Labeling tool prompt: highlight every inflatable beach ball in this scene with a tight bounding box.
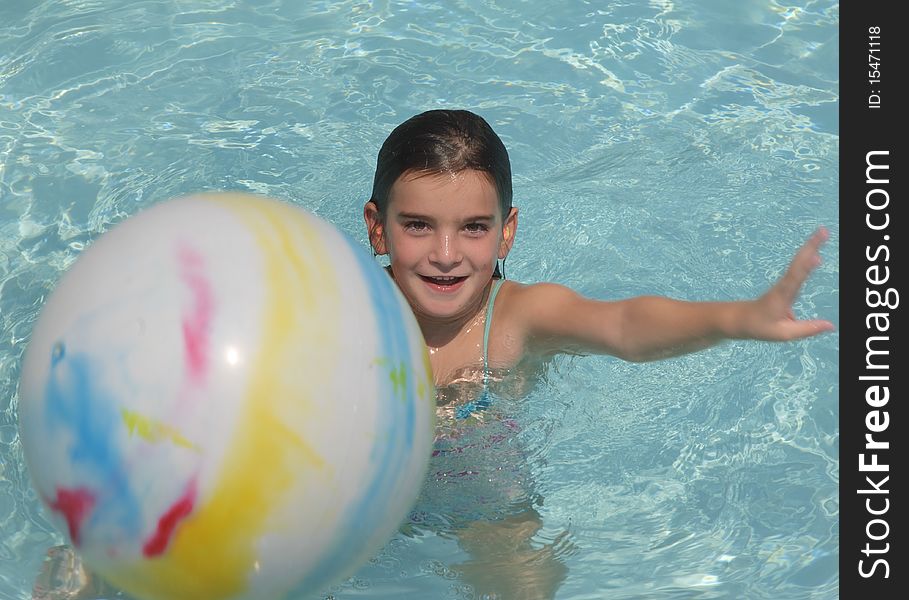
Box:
[18,193,435,600]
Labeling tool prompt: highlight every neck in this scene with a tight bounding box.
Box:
[415,281,492,349]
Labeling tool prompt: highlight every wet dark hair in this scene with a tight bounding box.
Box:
[369,109,513,220]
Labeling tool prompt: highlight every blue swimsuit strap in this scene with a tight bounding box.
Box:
[456,278,504,419]
[482,278,504,384]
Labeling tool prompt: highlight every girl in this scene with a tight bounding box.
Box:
[364,108,832,599]
[364,109,832,392]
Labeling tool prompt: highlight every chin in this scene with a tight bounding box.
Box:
[413,289,472,318]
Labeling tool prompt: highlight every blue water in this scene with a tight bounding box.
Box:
[1,1,838,599]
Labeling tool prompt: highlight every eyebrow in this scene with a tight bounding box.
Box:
[396,212,496,222]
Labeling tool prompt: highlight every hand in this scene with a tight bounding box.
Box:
[744,227,835,341]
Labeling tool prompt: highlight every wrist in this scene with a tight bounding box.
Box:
[720,301,754,340]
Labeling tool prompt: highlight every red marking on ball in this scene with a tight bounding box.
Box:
[47,487,96,547]
[178,245,214,384]
[142,481,198,557]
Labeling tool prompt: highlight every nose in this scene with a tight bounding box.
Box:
[428,233,462,268]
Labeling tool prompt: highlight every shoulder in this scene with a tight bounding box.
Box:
[493,281,590,337]
[501,281,586,314]
[496,281,626,357]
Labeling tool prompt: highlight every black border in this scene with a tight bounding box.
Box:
[840,2,904,595]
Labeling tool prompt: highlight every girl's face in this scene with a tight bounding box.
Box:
[366,169,516,323]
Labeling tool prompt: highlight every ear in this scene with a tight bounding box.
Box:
[363,201,388,255]
[498,207,518,259]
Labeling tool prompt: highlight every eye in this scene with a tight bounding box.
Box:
[403,220,429,232]
[464,223,489,235]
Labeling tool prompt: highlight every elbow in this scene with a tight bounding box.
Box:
[613,339,679,363]
[611,342,653,363]
[617,349,657,363]
[612,304,649,362]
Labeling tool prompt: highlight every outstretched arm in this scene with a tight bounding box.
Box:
[522,228,834,362]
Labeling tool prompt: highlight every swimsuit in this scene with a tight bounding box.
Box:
[455,278,504,419]
[417,279,534,523]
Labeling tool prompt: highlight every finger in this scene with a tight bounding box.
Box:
[775,318,835,341]
[776,227,829,301]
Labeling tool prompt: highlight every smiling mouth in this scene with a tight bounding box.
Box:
[419,275,467,287]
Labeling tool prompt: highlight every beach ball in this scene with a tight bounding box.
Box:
[18,193,435,600]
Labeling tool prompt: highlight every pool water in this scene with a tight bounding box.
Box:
[1,1,838,599]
